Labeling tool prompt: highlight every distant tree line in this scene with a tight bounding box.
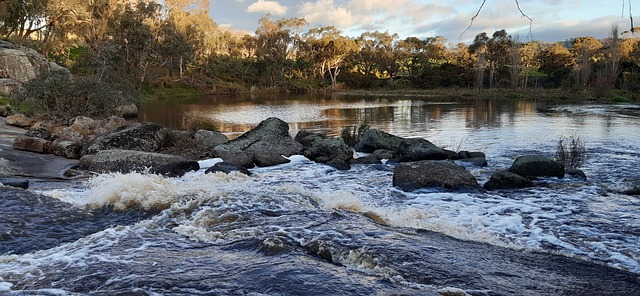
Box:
[2,0,640,96]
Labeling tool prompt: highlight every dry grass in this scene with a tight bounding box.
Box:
[555,135,586,170]
[341,121,370,147]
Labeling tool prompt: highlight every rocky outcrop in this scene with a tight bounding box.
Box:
[193,130,228,148]
[355,129,447,162]
[0,40,70,96]
[508,155,564,179]
[393,160,480,191]
[205,162,252,176]
[483,170,534,190]
[83,123,170,155]
[304,137,353,170]
[79,149,191,174]
[149,160,200,178]
[213,117,303,168]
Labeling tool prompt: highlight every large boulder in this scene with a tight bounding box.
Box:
[79,149,190,174]
[49,140,83,159]
[82,123,170,155]
[0,40,70,95]
[193,129,228,148]
[355,129,447,162]
[305,137,353,170]
[213,117,303,168]
[508,155,564,179]
[483,170,534,190]
[294,130,326,148]
[393,160,480,191]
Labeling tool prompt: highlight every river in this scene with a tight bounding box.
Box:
[1,94,639,295]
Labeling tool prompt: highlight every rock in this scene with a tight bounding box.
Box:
[69,116,99,136]
[193,129,228,148]
[0,178,29,189]
[508,155,565,179]
[355,129,403,153]
[83,123,170,155]
[566,169,587,181]
[624,187,640,196]
[79,149,189,174]
[483,170,534,190]
[13,136,50,153]
[53,126,84,143]
[25,125,53,140]
[393,160,480,191]
[304,138,353,170]
[0,78,22,96]
[49,140,83,159]
[355,129,446,162]
[205,162,252,176]
[149,161,200,178]
[456,156,488,167]
[0,41,70,96]
[397,138,448,161]
[114,103,138,118]
[372,149,395,160]
[253,153,291,167]
[213,118,303,168]
[4,114,34,128]
[295,130,325,148]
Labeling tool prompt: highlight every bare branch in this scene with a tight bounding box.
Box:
[459,0,486,40]
[515,0,533,39]
[630,0,635,33]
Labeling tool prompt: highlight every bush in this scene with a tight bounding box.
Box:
[10,73,138,120]
[341,121,370,147]
[555,135,586,170]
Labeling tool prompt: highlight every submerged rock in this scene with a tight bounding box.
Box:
[508,155,564,179]
[483,170,534,190]
[393,160,480,191]
[205,162,252,176]
[0,178,29,189]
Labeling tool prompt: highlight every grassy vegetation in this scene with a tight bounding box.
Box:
[140,84,201,102]
[555,135,586,170]
[341,121,370,147]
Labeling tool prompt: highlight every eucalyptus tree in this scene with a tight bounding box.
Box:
[300,26,357,89]
[538,42,576,87]
[254,15,306,87]
[571,36,603,88]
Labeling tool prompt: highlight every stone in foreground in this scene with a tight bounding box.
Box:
[393,160,480,191]
[508,155,564,179]
[483,170,534,190]
[79,149,189,174]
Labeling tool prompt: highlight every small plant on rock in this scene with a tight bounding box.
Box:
[555,135,586,170]
[341,121,370,147]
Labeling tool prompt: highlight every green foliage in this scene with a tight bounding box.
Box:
[140,83,200,101]
[612,95,630,103]
[555,135,586,170]
[506,92,519,99]
[10,72,138,120]
[341,121,370,147]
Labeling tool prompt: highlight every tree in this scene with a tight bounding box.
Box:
[571,36,603,88]
[538,43,575,87]
[301,26,357,89]
[254,15,306,87]
[0,0,49,44]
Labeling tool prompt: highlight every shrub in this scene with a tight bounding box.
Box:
[10,73,138,120]
[341,121,370,147]
[555,135,586,170]
[182,112,218,132]
[612,95,630,103]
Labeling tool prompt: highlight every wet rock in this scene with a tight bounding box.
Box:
[4,114,34,128]
[483,170,534,190]
[623,185,640,196]
[305,137,353,170]
[79,149,188,174]
[49,140,83,159]
[393,160,480,191]
[114,103,138,118]
[253,152,291,167]
[456,156,488,167]
[355,129,447,162]
[566,169,587,181]
[373,149,395,160]
[25,125,53,140]
[193,129,228,148]
[205,162,252,176]
[213,117,303,168]
[149,160,200,178]
[437,287,471,296]
[295,130,325,148]
[508,155,564,179]
[83,123,170,155]
[0,178,29,189]
[13,135,50,153]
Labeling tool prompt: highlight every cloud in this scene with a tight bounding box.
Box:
[299,0,355,29]
[246,0,288,16]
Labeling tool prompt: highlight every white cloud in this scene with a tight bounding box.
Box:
[346,0,407,14]
[246,0,288,16]
[299,0,355,29]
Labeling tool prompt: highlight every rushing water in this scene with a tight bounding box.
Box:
[1,95,640,295]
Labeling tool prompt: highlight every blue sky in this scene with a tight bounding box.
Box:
[209,0,635,43]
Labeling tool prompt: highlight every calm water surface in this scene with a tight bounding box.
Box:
[1,94,639,295]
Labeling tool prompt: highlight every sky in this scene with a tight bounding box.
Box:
[209,0,637,43]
